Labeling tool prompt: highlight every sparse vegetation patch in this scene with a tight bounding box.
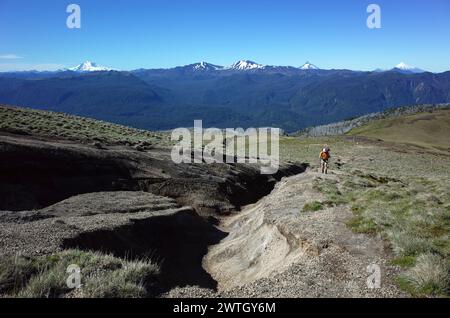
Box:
[280,131,450,297]
[0,249,160,298]
[302,201,325,212]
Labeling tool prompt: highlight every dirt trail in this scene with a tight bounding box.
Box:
[167,169,405,297]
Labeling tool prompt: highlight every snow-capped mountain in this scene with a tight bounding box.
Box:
[300,62,319,70]
[227,60,265,70]
[391,62,425,74]
[69,61,112,72]
[189,62,224,71]
[372,62,426,73]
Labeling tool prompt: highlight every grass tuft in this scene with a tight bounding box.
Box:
[0,249,160,298]
[302,201,325,212]
[398,253,449,296]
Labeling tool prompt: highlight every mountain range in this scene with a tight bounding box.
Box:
[64,60,428,74]
[0,60,448,132]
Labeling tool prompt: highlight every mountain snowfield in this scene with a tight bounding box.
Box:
[373,62,426,74]
[69,61,113,72]
[300,62,319,70]
[227,60,265,70]
[392,62,425,73]
[225,60,321,71]
[191,62,224,71]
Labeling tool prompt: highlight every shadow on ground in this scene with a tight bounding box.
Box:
[62,210,228,295]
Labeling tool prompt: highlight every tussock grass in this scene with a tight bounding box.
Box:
[0,249,160,298]
[397,253,449,296]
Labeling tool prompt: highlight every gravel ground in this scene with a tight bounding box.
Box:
[165,170,407,298]
[0,191,191,257]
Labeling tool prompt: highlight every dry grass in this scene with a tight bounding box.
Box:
[347,108,450,155]
[397,253,449,296]
[0,249,160,298]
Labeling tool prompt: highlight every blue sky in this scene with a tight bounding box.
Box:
[1,0,449,72]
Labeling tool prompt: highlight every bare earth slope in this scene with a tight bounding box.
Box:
[0,105,306,297]
[167,170,404,297]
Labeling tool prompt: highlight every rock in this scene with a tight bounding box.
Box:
[133,144,145,151]
[92,141,104,149]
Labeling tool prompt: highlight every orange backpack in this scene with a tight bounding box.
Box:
[320,150,330,160]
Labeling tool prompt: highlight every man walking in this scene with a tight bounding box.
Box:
[320,146,331,174]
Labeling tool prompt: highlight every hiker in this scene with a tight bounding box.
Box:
[319,146,331,174]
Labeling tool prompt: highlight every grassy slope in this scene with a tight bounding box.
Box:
[280,113,450,296]
[347,109,450,154]
[0,105,171,146]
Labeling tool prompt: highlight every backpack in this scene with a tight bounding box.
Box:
[320,150,330,160]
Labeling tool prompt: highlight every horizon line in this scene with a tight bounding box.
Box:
[0,60,446,73]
